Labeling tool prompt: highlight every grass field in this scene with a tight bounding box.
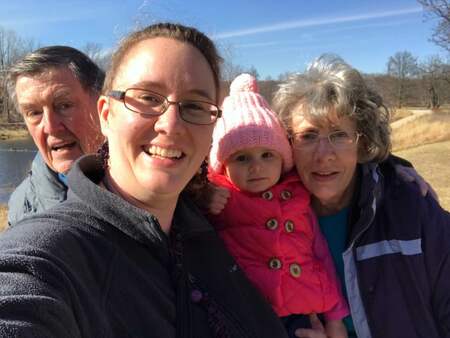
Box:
[395,140,450,211]
[0,205,7,232]
[391,111,450,151]
[0,123,29,140]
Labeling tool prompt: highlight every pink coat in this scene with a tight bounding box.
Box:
[208,171,349,319]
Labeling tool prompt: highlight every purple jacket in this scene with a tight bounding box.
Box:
[345,162,450,338]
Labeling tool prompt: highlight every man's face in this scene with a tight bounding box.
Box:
[15,67,101,174]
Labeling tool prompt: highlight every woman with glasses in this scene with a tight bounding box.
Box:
[0,23,289,337]
[272,54,450,338]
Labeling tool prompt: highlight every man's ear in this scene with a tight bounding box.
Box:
[98,95,110,137]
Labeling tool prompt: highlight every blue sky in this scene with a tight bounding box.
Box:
[0,0,445,79]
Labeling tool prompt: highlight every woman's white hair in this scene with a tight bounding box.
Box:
[273,54,391,163]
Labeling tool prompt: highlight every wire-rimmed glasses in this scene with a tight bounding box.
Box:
[107,88,221,125]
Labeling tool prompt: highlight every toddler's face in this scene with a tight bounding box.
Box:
[224,147,283,193]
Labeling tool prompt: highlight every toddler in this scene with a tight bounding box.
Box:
[207,74,349,338]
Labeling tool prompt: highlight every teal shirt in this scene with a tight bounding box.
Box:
[318,208,356,337]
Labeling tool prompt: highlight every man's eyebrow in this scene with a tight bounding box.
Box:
[52,88,72,98]
[18,103,36,111]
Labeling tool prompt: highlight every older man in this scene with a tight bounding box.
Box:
[6,46,104,225]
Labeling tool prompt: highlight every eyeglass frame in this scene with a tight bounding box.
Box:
[107,88,222,125]
[289,130,363,150]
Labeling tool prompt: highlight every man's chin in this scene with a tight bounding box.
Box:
[49,159,77,175]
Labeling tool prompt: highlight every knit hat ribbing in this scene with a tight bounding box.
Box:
[209,73,293,174]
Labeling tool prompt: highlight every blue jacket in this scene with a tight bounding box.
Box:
[346,162,450,338]
[7,153,67,226]
[0,155,287,338]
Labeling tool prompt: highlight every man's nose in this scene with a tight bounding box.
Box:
[42,108,65,134]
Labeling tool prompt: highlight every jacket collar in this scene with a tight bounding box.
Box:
[67,154,214,248]
[348,162,383,245]
[31,152,67,198]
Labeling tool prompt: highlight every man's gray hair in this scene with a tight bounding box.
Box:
[273,54,391,163]
[6,45,105,109]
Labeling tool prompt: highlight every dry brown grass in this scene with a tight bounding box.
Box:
[391,108,414,122]
[391,111,450,151]
[0,124,29,140]
[395,140,450,212]
[0,204,8,232]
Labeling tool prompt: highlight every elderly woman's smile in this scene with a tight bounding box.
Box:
[291,115,359,215]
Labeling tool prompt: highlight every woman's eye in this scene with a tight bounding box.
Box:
[298,132,318,141]
[140,95,162,104]
[331,130,350,140]
[183,102,205,112]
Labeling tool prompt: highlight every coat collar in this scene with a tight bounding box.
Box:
[67,155,214,249]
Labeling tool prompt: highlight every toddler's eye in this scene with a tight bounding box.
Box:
[235,154,248,162]
[262,152,274,159]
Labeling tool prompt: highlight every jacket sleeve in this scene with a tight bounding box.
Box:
[0,227,82,337]
[423,197,450,336]
[310,211,350,321]
[7,176,32,227]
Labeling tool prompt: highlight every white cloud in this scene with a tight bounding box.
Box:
[213,7,423,39]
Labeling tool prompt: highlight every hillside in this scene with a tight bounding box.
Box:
[395,140,450,211]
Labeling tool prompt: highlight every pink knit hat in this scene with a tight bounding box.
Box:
[209,73,293,174]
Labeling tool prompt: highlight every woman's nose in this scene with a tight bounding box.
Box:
[314,137,336,159]
[153,103,184,135]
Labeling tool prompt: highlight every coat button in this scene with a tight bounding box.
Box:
[284,220,295,233]
[280,190,292,200]
[266,218,278,230]
[190,289,203,303]
[262,190,273,200]
[268,257,282,270]
[289,263,301,278]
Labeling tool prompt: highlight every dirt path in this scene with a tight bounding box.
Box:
[391,109,433,129]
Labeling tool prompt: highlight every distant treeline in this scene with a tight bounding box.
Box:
[2,22,450,123]
[221,73,450,110]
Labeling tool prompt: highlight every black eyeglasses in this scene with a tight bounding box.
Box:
[290,130,362,150]
[107,88,222,125]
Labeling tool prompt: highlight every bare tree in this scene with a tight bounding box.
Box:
[387,51,419,107]
[0,26,36,122]
[418,0,450,52]
[81,42,111,71]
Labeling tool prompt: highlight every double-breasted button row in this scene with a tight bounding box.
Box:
[267,259,302,278]
[261,190,293,201]
[265,219,295,232]
[289,263,301,278]
[284,220,295,232]
[262,191,273,200]
[268,257,282,269]
[266,218,278,230]
[280,190,292,200]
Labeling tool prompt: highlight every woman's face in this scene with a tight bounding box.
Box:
[290,112,359,214]
[99,37,216,204]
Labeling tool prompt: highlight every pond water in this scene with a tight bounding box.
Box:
[0,137,37,204]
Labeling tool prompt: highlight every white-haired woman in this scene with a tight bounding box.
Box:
[273,54,450,338]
